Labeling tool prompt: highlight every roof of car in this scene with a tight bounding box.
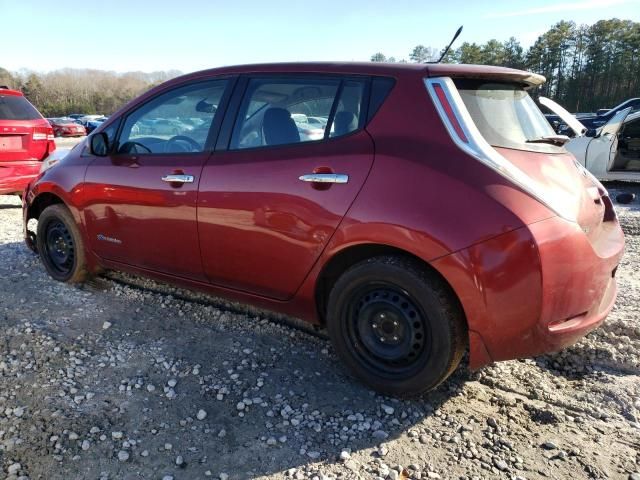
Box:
[0,87,23,96]
[178,62,546,87]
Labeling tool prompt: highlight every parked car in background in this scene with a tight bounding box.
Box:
[547,97,640,135]
[566,107,640,181]
[23,63,624,396]
[291,113,325,141]
[0,86,56,195]
[85,116,108,134]
[48,117,87,137]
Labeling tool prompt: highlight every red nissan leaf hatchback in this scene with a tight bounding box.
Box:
[1,87,56,195]
[23,63,625,395]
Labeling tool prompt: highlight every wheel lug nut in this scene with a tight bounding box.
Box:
[393,321,398,326]
[393,336,398,341]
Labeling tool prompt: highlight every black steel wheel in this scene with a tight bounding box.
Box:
[348,286,431,377]
[36,204,88,283]
[327,256,466,397]
[43,219,75,276]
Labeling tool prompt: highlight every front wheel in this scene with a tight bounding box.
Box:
[36,204,88,283]
[326,256,466,397]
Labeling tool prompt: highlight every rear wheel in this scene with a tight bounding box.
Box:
[326,256,466,396]
[36,204,88,283]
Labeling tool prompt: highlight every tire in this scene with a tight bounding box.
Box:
[36,204,88,283]
[326,255,466,397]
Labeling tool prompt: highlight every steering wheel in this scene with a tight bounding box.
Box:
[164,135,201,153]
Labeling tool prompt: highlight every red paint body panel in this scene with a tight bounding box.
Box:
[0,160,41,195]
[22,63,625,372]
[198,131,374,300]
[82,152,209,280]
[1,89,55,194]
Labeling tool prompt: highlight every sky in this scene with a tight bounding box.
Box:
[1,0,639,74]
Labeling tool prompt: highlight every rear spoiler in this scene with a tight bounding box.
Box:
[425,65,545,88]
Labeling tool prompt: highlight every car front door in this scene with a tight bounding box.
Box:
[197,75,374,300]
[83,78,232,280]
[585,107,632,177]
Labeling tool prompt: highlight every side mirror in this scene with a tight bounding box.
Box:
[89,132,109,156]
[585,129,597,137]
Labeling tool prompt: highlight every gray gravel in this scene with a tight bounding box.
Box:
[0,183,639,480]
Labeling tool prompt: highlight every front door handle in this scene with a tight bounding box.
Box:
[298,173,349,184]
[162,174,194,183]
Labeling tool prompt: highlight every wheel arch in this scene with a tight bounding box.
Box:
[26,191,66,222]
[314,243,466,330]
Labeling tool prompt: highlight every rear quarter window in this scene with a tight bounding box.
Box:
[0,94,42,120]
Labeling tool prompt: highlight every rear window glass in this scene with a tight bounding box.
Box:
[0,94,42,120]
[455,80,561,152]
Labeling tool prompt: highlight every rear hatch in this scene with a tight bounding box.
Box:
[426,76,614,239]
[0,91,55,162]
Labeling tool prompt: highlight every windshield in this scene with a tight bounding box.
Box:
[455,80,561,153]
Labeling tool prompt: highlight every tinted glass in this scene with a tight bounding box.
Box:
[329,81,365,138]
[230,77,366,150]
[455,80,560,152]
[117,80,227,154]
[0,94,41,120]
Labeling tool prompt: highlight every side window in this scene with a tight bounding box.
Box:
[330,80,365,138]
[103,121,119,146]
[229,77,366,150]
[83,121,119,157]
[117,80,227,154]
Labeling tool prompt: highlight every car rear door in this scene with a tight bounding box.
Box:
[197,75,374,300]
[83,78,233,280]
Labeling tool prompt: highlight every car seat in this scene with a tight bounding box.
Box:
[263,108,300,146]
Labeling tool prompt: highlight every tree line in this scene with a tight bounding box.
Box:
[371,18,640,112]
[0,68,181,117]
[2,18,637,117]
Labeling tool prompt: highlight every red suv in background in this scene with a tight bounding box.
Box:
[22,63,625,396]
[0,86,56,195]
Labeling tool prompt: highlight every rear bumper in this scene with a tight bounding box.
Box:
[432,215,624,369]
[0,160,41,195]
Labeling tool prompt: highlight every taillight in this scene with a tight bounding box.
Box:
[32,126,49,141]
[35,125,57,158]
[431,83,468,143]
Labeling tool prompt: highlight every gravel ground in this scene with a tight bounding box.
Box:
[0,183,639,480]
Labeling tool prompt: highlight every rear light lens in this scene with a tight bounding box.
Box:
[32,126,49,141]
[431,83,468,143]
[425,77,577,222]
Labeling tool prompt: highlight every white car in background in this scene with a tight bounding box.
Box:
[566,107,639,182]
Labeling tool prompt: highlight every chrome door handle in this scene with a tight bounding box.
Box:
[298,173,349,184]
[162,174,194,183]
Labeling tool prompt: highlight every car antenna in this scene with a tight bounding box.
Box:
[433,26,463,63]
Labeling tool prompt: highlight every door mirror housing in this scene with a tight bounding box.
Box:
[89,132,110,156]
